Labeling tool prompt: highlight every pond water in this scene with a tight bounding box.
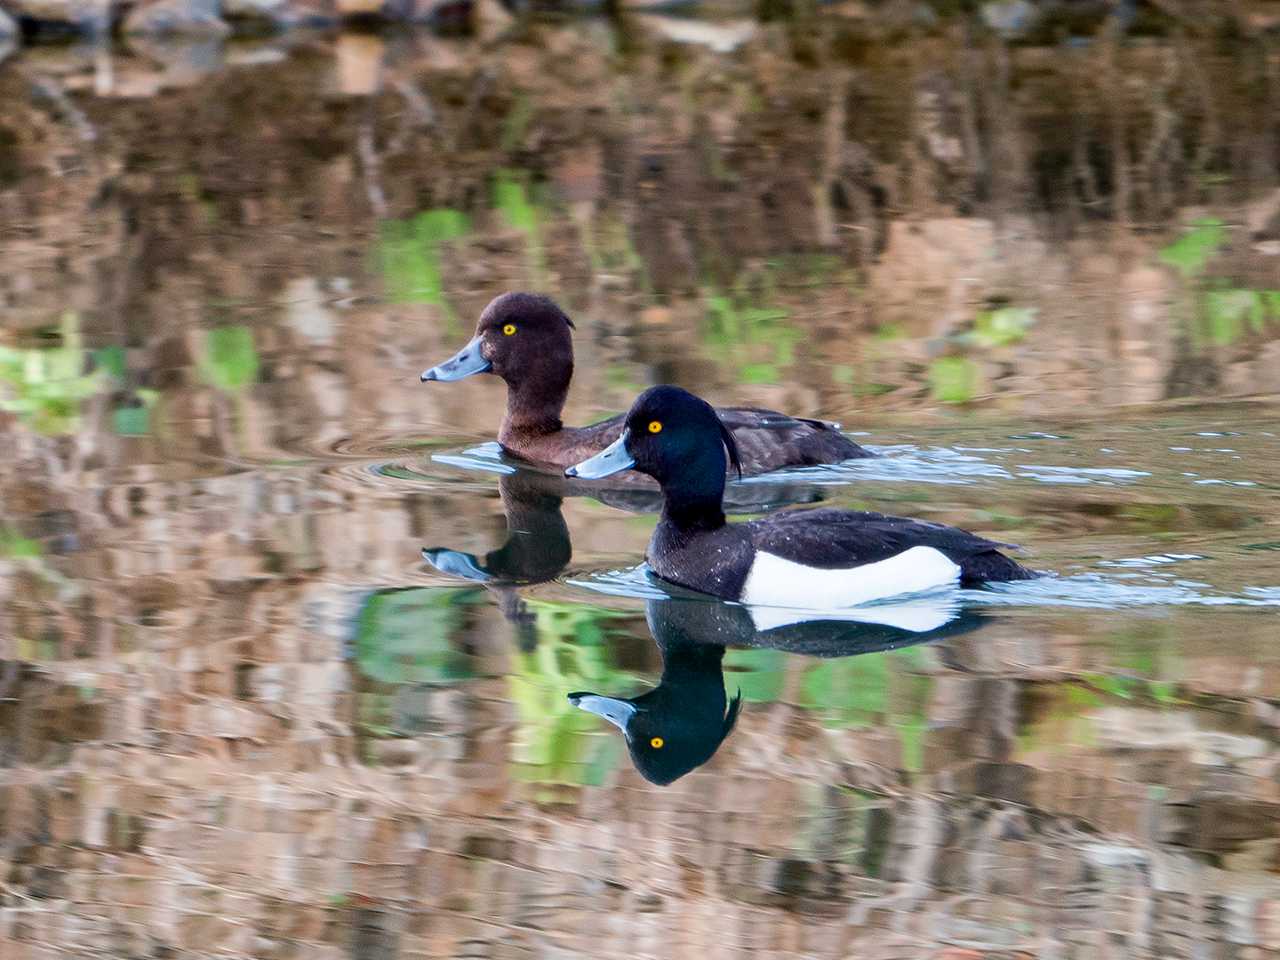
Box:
[2,11,1280,960]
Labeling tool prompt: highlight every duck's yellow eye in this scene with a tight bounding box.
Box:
[649,737,664,749]
[502,323,517,336]
[648,421,663,434]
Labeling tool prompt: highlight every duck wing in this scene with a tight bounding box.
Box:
[715,407,843,433]
[745,508,1033,584]
[713,407,873,469]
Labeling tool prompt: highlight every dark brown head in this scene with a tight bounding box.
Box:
[421,293,575,400]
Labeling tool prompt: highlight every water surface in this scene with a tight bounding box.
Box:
[2,12,1280,959]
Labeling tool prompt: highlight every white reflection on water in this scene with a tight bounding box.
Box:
[569,562,1280,611]
[1015,464,1151,485]
[737,445,1012,486]
[431,442,519,475]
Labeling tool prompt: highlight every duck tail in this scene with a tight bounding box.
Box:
[960,551,1040,585]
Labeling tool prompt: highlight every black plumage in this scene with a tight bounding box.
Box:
[569,597,988,785]
[568,385,1038,602]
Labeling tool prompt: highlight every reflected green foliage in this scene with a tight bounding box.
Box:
[1117,503,1182,531]
[915,305,1034,403]
[801,653,889,723]
[1017,634,1185,760]
[794,787,893,874]
[113,389,159,437]
[355,588,479,685]
[799,647,932,771]
[833,363,899,399]
[1202,288,1279,346]
[929,356,979,403]
[1108,622,1179,674]
[1017,683,1103,756]
[198,326,260,392]
[112,406,149,436]
[604,362,644,396]
[1158,218,1225,278]
[508,601,634,789]
[1082,622,1184,705]
[493,169,547,281]
[585,213,645,282]
[916,303,1037,406]
[725,646,934,773]
[378,208,473,322]
[723,648,787,702]
[0,312,106,435]
[94,345,127,380]
[704,272,800,384]
[1156,217,1280,348]
[968,306,1037,348]
[1083,672,1182,705]
[89,344,157,436]
[500,95,535,152]
[0,526,42,559]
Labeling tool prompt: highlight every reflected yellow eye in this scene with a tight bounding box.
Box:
[502,324,517,336]
[648,421,663,434]
[650,737,664,749]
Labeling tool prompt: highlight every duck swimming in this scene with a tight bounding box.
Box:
[565,386,1038,606]
[420,292,871,475]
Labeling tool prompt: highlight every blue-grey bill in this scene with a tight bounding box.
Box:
[565,431,635,479]
[421,547,490,582]
[567,693,637,732]
[421,335,491,382]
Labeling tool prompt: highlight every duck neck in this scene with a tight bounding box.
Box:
[655,640,727,702]
[657,454,728,533]
[630,640,728,732]
[491,481,571,579]
[499,369,571,442]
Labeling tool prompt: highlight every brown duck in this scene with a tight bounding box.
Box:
[421,292,872,475]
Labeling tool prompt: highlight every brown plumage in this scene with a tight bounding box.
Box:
[422,292,872,477]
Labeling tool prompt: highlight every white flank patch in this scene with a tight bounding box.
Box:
[740,545,961,610]
[745,592,961,633]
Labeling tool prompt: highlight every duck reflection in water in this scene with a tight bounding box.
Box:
[422,463,837,582]
[423,471,573,587]
[422,471,573,650]
[569,596,986,785]
[421,469,835,645]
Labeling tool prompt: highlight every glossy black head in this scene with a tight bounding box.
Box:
[566,386,741,506]
[421,292,575,400]
[569,684,742,786]
[623,386,741,482]
[568,599,743,785]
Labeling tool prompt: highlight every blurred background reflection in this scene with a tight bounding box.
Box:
[2,5,1280,958]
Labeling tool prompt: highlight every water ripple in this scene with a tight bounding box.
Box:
[567,564,1280,611]
[966,573,1280,608]
[1015,465,1151,485]
[739,445,1011,487]
[431,442,518,476]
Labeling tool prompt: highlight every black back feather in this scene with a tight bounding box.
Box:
[717,417,742,479]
